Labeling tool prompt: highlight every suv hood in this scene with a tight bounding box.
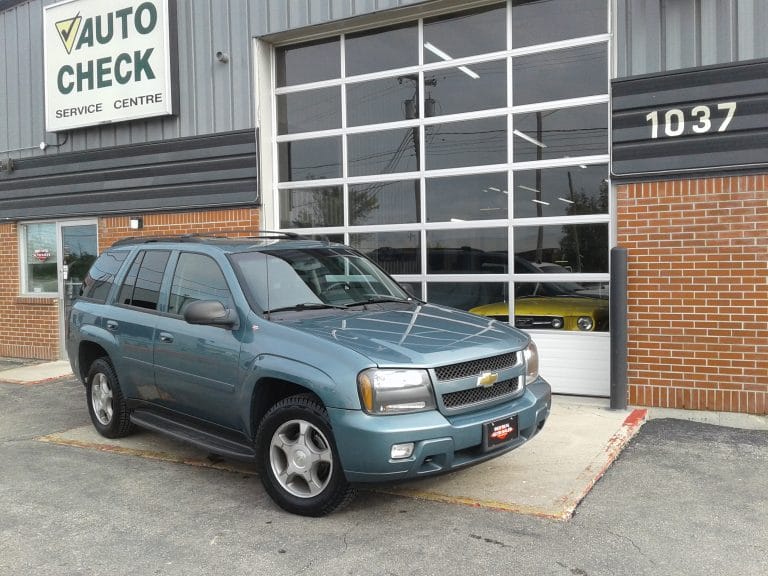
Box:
[282,303,529,367]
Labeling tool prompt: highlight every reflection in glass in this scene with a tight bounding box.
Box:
[276,87,341,135]
[350,231,421,275]
[512,0,607,48]
[428,282,507,311]
[278,137,342,181]
[468,281,609,331]
[514,223,608,273]
[513,282,608,331]
[513,45,607,105]
[279,187,343,228]
[426,173,508,222]
[426,117,506,170]
[276,38,340,87]
[23,223,57,293]
[349,181,420,226]
[513,165,608,218]
[427,228,507,274]
[346,24,418,76]
[424,6,506,63]
[346,76,420,127]
[513,104,607,162]
[424,60,506,116]
[348,128,419,177]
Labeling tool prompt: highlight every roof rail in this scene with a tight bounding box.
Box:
[110,230,304,247]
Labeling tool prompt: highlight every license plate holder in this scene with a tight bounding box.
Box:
[483,415,519,451]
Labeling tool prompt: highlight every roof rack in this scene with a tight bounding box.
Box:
[111,230,304,247]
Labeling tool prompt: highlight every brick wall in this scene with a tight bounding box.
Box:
[99,208,261,250]
[0,208,260,361]
[617,174,768,414]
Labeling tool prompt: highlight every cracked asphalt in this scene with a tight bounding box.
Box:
[1,377,766,576]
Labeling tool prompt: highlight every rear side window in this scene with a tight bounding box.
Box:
[81,250,129,303]
[117,250,170,310]
[168,253,234,315]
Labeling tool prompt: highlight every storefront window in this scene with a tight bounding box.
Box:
[273,1,611,332]
[276,87,341,135]
[423,6,507,62]
[21,223,57,294]
[346,24,418,76]
[349,181,420,226]
[349,231,421,275]
[279,187,343,228]
[347,77,418,127]
[426,173,508,222]
[512,104,608,162]
[426,116,507,170]
[512,0,608,48]
[513,165,609,218]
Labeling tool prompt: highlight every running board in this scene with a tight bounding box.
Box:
[130,410,257,462]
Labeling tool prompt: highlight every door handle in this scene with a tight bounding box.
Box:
[159,332,174,343]
[106,320,118,332]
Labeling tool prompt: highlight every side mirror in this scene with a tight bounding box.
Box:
[183,300,240,330]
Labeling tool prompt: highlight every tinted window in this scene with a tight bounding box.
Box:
[345,24,418,76]
[168,253,233,315]
[117,250,170,310]
[81,250,128,302]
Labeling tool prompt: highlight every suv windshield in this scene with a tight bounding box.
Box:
[231,247,410,312]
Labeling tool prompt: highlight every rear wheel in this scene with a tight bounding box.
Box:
[86,358,134,438]
[255,394,355,516]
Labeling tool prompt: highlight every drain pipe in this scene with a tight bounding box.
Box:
[610,247,628,410]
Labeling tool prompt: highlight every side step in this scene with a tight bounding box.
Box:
[130,410,257,462]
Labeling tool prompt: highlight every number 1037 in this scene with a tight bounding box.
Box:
[645,102,737,138]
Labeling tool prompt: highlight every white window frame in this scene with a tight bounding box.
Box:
[264,0,613,317]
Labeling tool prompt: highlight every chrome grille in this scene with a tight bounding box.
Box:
[442,378,521,409]
[434,352,517,382]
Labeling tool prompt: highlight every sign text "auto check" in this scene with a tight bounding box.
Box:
[56,2,158,95]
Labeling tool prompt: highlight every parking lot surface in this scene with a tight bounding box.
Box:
[1,377,766,576]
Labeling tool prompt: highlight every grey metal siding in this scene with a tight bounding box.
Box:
[0,130,258,219]
[616,0,768,77]
[0,0,427,160]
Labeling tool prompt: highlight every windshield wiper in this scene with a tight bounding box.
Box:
[264,302,347,314]
[346,297,412,307]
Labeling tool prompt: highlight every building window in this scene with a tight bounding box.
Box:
[20,223,58,295]
[271,0,611,333]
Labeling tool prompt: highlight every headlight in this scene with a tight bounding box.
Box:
[357,369,436,415]
[577,316,594,331]
[523,340,539,384]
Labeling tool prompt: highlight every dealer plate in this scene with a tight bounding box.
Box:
[483,415,519,451]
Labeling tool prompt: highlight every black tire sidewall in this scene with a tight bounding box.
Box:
[255,395,352,516]
[86,358,132,439]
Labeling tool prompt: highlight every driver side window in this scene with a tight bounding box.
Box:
[168,253,234,316]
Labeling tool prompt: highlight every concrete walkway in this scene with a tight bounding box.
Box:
[0,359,72,384]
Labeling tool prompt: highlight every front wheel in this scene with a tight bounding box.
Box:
[86,358,134,439]
[255,394,355,516]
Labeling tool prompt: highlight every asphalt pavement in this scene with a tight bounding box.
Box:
[1,376,766,576]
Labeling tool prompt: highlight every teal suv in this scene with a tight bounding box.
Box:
[68,233,551,516]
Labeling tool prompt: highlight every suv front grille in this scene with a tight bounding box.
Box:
[442,378,521,409]
[434,352,518,382]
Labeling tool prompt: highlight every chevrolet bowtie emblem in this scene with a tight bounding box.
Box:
[477,372,499,388]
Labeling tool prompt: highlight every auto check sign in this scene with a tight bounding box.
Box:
[44,0,174,131]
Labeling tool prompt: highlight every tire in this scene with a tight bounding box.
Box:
[255,394,356,516]
[85,358,134,439]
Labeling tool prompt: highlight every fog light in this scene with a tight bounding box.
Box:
[551,318,564,329]
[391,442,414,459]
[577,316,594,331]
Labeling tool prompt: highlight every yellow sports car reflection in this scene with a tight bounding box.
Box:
[470,296,609,332]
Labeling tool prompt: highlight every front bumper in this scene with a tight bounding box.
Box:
[328,378,551,483]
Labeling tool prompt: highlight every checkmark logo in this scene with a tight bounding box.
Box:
[55,12,81,54]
